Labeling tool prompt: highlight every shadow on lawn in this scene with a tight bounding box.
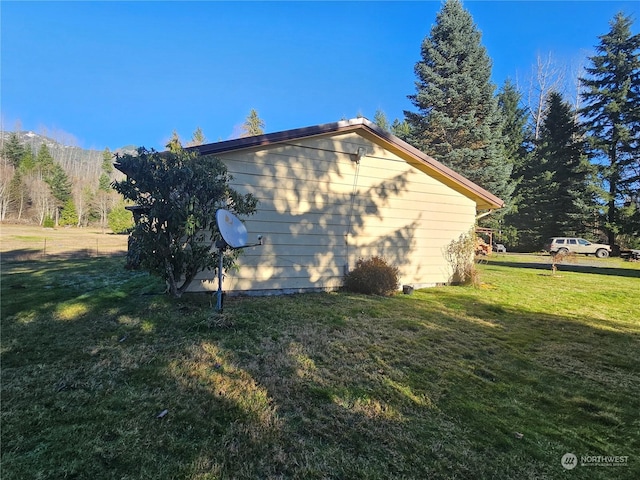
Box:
[1,247,127,263]
[2,259,639,479]
[487,258,640,278]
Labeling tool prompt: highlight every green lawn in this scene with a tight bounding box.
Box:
[1,255,639,479]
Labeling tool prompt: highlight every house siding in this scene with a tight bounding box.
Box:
[189,131,476,294]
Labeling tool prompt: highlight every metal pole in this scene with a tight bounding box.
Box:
[216,248,224,312]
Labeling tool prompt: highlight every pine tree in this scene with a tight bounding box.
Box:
[391,118,411,141]
[537,92,594,238]
[35,144,55,176]
[46,163,72,226]
[373,110,391,132]
[580,12,640,246]
[59,198,79,227]
[99,148,113,191]
[2,133,26,168]
[11,149,34,220]
[405,0,514,203]
[241,109,265,137]
[512,92,594,249]
[498,79,530,176]
[167,130,183,153]
[189,127,206,146]
[497,79,531,243]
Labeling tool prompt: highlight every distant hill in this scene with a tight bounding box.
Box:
[2,130,137,156]
[1,130,137,177]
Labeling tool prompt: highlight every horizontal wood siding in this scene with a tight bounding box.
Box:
[190,132,476,293]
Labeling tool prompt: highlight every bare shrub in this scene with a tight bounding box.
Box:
[343,256,400,296]
[445,230,479,286]
[550,250,576,274]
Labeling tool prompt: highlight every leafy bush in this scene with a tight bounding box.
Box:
[43,216,55,228]
[108,202,134,234]
[343,256,399,296]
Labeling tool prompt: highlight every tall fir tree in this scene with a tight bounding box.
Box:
[405,0,513,204]
[2,133,26,168]
[512,92,594,249]
[46,163,73,226]
[241,109,265,137]
[99,148,114,191]
[580,12,640,246]
[497,79,531,243]
[189,127,206,146]
[497,79,530,177]
[536,92,595,238]
[373,110,391,132]
[391,118,411,141]
[35,144,55,176]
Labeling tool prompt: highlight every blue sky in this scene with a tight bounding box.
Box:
[2,1,639,151]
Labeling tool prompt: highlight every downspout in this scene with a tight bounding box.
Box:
[475,209,494,221]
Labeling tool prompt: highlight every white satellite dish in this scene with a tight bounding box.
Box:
[216,209,248,249]
[214,208,263,312]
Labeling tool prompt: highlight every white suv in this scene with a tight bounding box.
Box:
[544,237,611,258]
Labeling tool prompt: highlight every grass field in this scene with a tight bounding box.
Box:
[0,224,128,261]
[1,249,639,479]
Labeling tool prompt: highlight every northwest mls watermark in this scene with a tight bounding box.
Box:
[561,453,629,470]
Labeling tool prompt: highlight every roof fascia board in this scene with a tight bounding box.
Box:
[191,118,504,210]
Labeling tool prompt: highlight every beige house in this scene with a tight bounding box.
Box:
[189,117,503,295]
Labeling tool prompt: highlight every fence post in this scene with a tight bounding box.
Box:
[43,238,47,257]
[96,239,99,257]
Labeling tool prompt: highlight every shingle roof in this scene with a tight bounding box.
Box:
[190,117,504,210]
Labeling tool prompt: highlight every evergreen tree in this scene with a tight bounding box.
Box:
[45,163,73,226]
[512,92,594,249]
[167,130,183,153]
[99,148,114,191]
[2,133,26,168]
[189,127,206,146]
[373,110,391,132]
[10,149,34,220]
[35,144,55,176]
[537,92,594,238]
[113,145,257,297]
[580,12,640,246]
[391,118,411,141]
[241,109,265,137]
[107,201,134,234]
[498,79,531,243]
[59,198,79,226]
[498,79,530,176]
[405,0,514,203]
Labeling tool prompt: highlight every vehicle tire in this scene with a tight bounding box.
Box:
[556,248,569,255]
[595,248,609,258]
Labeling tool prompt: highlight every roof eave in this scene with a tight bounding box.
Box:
[191,117,504,211]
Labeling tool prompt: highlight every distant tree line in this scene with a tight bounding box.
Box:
[0,108,264,232]
[0,134,131,231]
[374,0,639,251]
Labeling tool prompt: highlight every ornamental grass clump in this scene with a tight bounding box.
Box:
[343,256,400,296]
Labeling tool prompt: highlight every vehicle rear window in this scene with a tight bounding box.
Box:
[556,239,565,244]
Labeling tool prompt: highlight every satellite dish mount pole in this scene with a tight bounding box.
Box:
[215,239,227,312]
[214,209,263,313]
